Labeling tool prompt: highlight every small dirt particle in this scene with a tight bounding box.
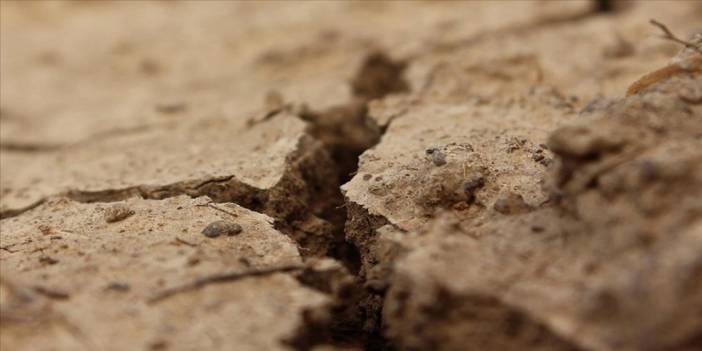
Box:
[155,102,187,114]
[105,282,131,292]
[38,224,54,235]
[238,257,251,267]
[452,201,470,211]
[187,256,201,266]
[463,175,485,193]
[38,256,59,265]
[368,183,388,196]
[201,220,243,238]
[639,160,660,182]
[149,340,168,351]
[531,225,545,233]
[104,204,135,223]
[139,58,161,76]
[426,147,447,166]
[462,174,485,202]
[506,137,526,153]
[494,192,532,215]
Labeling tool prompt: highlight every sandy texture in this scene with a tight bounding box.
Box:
[1,196,326,351]
[0,1,590,148]
[1,114,311,213]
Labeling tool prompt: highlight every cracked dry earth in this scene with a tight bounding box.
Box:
[1,1,702,351]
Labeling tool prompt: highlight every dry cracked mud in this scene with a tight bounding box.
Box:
[1,1,702,351]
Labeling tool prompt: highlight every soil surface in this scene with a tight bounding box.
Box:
[1,1,701,351]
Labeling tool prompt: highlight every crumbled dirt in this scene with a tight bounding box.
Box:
[2,1,702,351]
[380,75,702,351]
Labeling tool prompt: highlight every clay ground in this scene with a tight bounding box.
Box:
[1,1,701,350]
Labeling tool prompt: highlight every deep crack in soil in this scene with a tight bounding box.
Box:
[285,51,409,351]
[1,49,409,351]
[7,2,698,349]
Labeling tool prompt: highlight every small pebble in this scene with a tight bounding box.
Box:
[105,282,131,292]
[202,220,243,238]
[104,204,135,223]
[462,174,485,202]
[425,147,447,166]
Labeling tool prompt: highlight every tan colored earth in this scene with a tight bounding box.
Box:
[1,1,701,351]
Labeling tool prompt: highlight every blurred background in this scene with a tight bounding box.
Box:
[1,0,700,150]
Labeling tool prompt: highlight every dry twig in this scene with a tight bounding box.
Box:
[147,265,304,304]
[649,19,702,54]
[195,201,239,218]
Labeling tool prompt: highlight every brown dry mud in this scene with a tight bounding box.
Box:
[1,1,702,351]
